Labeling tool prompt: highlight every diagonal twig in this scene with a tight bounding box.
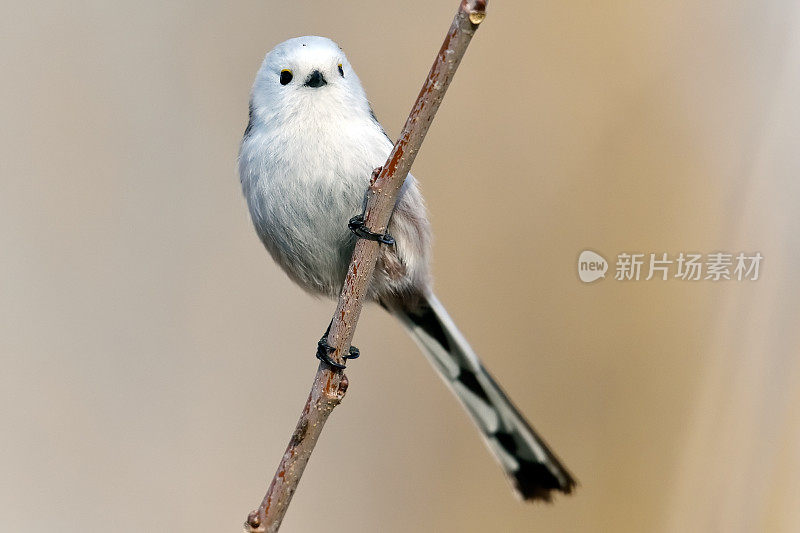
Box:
[245,2,488,531]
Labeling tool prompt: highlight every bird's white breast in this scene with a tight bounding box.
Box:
[239,105,393,297]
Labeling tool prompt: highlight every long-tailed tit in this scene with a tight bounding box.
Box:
[239,36,575,501]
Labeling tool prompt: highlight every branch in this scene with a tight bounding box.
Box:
[245,2,488,531]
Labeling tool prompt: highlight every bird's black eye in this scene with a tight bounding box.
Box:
[280,69,293,85]
[337,63,344,77]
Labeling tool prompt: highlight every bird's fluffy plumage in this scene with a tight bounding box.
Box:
[239,36,575,500]
[240,36,432,305]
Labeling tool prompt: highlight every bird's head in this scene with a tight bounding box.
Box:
[249,36,370,128]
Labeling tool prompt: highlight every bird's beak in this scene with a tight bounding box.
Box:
[304,70,327,88]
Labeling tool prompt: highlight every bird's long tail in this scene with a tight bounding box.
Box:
[390,292,576,501]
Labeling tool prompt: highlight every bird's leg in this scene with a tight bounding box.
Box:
[348,214,395,245]
[316,319,360,369]
[348,166,395,245]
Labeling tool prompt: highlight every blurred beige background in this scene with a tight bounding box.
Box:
[2,1,799,532]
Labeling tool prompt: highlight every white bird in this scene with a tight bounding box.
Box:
[239,35,575,501]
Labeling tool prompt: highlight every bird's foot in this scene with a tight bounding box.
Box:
[348,214,394,245]
[316,336,360,369]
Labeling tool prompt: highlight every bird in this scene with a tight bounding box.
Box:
[238,35,576,501]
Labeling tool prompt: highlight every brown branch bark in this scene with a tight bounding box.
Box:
[245,2,488,531]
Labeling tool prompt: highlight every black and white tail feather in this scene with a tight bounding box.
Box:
[391,292,576,501]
